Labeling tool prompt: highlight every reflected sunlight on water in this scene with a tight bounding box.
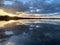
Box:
[0,19,60,28]
[0,20,16,28]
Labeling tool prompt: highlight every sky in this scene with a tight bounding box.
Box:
[45,0,54,4]
[3,1,14,5]
[0,0,60,14]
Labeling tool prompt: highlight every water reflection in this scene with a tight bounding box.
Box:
[0,19,60,45]
[0,19,60,28]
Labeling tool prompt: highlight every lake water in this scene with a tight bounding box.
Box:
[0,19,60,45]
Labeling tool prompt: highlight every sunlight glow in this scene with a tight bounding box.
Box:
[0,9,8,16]
[8,14,16,17]
[0,9,17,17]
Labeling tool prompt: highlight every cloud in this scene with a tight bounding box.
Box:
[0,0,60,14]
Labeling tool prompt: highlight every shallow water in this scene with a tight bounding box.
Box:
[0,19,60,45]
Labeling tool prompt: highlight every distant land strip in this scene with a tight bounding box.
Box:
[0,16,60,21]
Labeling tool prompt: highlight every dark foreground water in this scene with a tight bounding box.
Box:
[0,19,60,45]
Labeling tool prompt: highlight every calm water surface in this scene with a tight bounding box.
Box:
[0,19,60,45]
